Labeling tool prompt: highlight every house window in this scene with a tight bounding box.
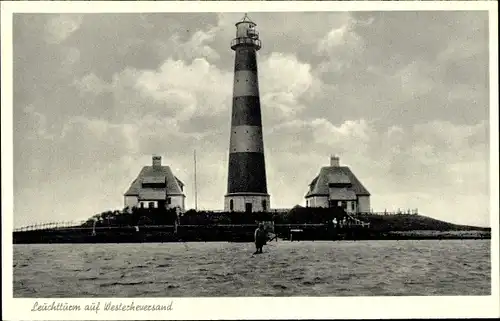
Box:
[140,202,145,208]
[167,197,172,205]
[229,199,234,211]
[148,202,155,208]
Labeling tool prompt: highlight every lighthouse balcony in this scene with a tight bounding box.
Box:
[231,37,262,50]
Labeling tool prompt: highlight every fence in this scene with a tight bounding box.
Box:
[363,208,419,215]
[14,220,86,232]
[264,208,419,215]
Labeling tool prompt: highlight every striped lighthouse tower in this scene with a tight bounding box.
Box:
[224,14,270,213]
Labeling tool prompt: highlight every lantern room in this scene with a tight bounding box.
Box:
[231,13,262,51]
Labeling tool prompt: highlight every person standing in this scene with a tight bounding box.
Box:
[254,223,267,254]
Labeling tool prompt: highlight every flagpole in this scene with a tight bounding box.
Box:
[194,150,198,211]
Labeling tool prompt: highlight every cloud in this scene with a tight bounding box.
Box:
[176,29,221,61]
[61,116,140,154]
[73,73,111,95]
[315,15,366,74]
[21,104,55,140]
[260,53,314,122]
[316,20,361,54]
[44,14,83,44]
[153,23,222,64]
[58,46,81,75]
[134,58,232,121]
[394,62,435,97]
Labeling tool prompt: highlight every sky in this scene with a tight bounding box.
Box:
[11,11,491,228]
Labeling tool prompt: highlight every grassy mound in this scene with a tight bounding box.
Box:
[353,213,489,232]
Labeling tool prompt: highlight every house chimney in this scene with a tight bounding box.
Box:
[152,155,162,167]
[330,155,340,167]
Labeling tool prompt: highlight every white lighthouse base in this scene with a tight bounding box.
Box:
[224,193,271,213]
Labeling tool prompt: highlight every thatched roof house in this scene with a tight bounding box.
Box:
[305,156,371,213]
[124,156,186,211]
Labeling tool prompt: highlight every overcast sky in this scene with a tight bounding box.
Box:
[12,11,491,228]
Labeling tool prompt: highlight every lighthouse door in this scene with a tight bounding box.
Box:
[245,203,253,213]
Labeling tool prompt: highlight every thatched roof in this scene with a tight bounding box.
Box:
[306,166,370,198]
[124,165,185,199]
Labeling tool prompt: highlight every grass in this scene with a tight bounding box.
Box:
[355,213,490,232]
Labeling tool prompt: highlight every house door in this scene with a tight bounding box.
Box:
[245,203,252,213]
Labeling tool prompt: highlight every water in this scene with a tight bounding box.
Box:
[13,240,490,297]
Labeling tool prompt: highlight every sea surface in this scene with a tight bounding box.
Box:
[13,240,491,297]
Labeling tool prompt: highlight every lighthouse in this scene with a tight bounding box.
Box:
[224,14,270,213]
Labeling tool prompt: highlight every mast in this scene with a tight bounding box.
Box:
[194,150,198,211]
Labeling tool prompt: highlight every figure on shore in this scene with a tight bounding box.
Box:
[254,223,267,254]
